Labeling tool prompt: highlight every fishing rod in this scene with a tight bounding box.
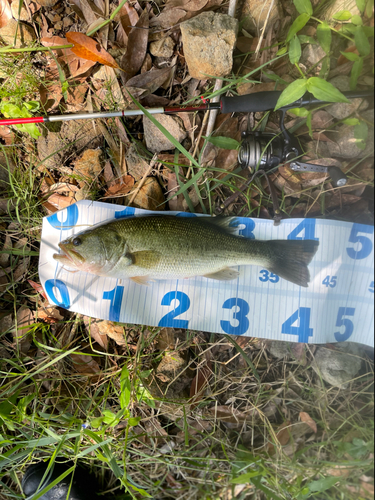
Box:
[0,89,372,126]
[0,89,372,188]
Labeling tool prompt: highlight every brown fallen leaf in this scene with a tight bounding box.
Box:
[28,280,48,301]
[337,45,360,66]
[35,304,64,323]
[120,8,149,77]
[14,307,34,355]
[97,320,126,346]
[83,316,108,350]
[125,67,173,97]
[66,32,120,70]
[0,125,13,145]
[0,0,12,29]
[117,1,139,37]
[104,174,135,198]
[71,352,101,377]
[190,359,212,407]
[275,420,292,445]
[149,8,186,29]
[46,193,76,210]
[299,412,317,433]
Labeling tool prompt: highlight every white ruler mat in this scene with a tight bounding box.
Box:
[39,200,374,347]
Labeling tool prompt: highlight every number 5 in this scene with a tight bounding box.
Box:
[346,224,373,260]
[334,307,355,342]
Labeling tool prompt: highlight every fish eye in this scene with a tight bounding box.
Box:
[72,237,82,247]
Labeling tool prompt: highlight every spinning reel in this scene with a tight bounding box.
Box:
[237,112,347,188]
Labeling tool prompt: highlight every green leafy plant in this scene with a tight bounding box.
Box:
[0,99,41,139]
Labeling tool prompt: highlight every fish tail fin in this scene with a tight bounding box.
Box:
[267,240,319,287]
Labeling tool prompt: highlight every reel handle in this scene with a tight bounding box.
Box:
[220,90,373,114]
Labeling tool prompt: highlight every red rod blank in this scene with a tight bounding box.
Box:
[0,116,45,126]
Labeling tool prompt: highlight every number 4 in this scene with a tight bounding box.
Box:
[281,307,313,343]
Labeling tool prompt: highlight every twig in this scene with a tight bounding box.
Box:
[128,154,158,205]
[255,0,276,58]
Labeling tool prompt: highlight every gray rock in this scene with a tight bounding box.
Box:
[180,12,238,79]
[267,341,292,359]
[149,37,175,58]
[143,113,186,153]
[300,44,326,71]
[323,0,360,21]
[240,0,282,36]
[312,343,365,388]
[326,76,369,120]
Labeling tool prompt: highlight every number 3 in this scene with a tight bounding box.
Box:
[220,298,250,335]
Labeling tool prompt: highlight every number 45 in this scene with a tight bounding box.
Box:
[322,275,337,288]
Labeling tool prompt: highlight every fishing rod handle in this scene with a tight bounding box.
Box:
[220,89,373,114]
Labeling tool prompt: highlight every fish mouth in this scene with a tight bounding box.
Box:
[53,243,85,267]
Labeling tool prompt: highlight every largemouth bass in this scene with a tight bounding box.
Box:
[53,215,319,287]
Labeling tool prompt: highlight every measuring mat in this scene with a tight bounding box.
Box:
[39,200,374,347]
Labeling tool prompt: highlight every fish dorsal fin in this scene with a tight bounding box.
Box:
[204,267,239,281]
[132,250,161,269]
[201,217,239,236]
[130,276,151,286]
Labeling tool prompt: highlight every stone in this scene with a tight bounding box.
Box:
[267,341,292,359]
[143,113,186,153]
[131,177,166,211]
[180,12,238,79]
[326,76,369,120]
[37,120,102,170]
[312,343,365,388]
[125,143,150,181]
[156,350,188,383]
[300,43,326,72]
[325,108,374,159]
[240,0,282,36]
[11,0,29,21]
[149,37,175,58]
[323,0,360,21]
[0,19,36,47]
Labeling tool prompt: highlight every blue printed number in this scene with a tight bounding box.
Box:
[281,307,313,343]
[220,298,250,335]
[322,275,337,288]
[287,219,319,241]
[103,285,125,322]
[158,292,190,328]
[259,270,279,283]
[44,279,70,308]
[346,223,374,260]
[369,281,374,293]
[334,307,355,342]
[47,204,79,231]
[230,218,256,239]
[115,207,136,219]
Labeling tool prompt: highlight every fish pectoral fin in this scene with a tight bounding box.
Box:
[130,276,152,286]
[132,250,161,269]
[203,267,239,281]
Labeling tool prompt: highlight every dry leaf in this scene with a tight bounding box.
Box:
[0,0,13,29]
[14,307,33,355]
[71,352,101,377]
[327,465,353,478]
[150,8,186,29]
[120,8,149,77]
[46,193,76,210]
[275,421,292,445]
[190,359,212,406]
[104,174,134,197]
[66,32,120,69]
[28,280,48,300]
[299,412,318,433]
[117,1,139,37]
[126,67,172,96]
[97,320,126,346]
[83,316,108,350]
[206,405,259,424]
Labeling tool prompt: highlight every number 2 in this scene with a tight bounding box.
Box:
[158,291,190,328]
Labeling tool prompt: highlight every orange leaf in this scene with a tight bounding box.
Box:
[299,412,318,433]
[0,0,12,29]
[66,32,120,69]
[28,280,48,301]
